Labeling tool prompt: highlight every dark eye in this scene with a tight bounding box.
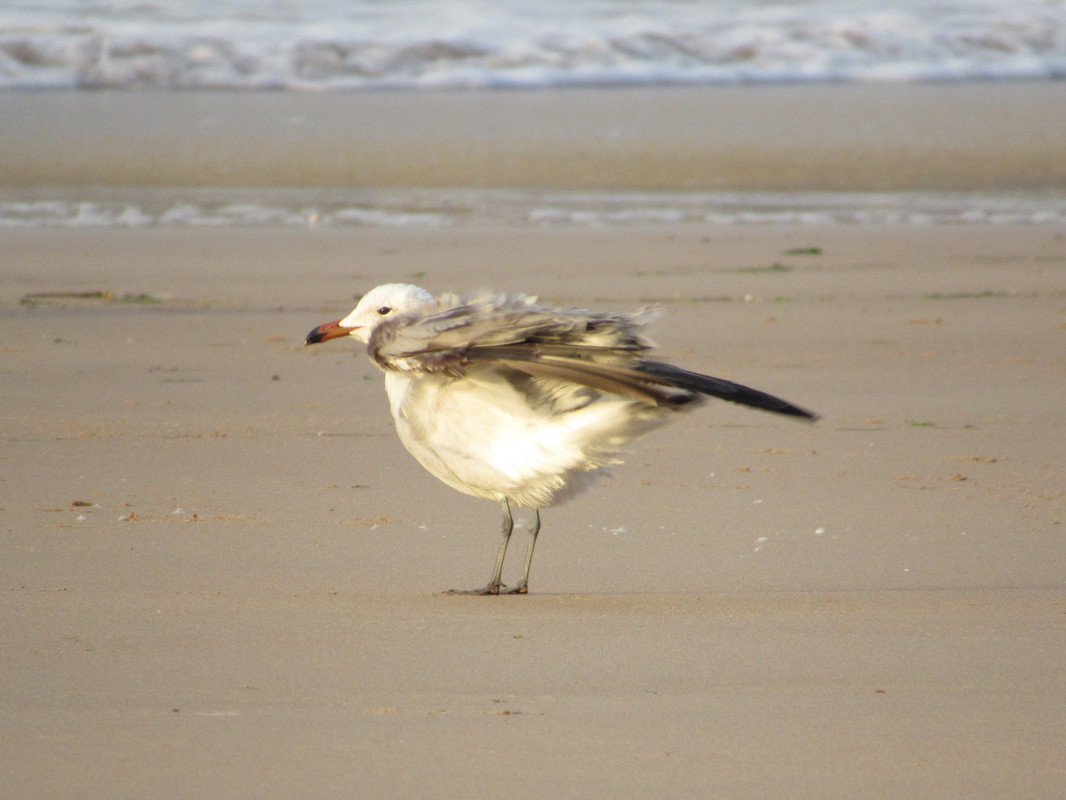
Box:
[376,306,392,315]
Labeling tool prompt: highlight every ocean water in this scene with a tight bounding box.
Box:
[4,2,1065,230]
[2,0,1065,90]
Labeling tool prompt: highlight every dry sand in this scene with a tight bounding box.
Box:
[3,223,1064,797]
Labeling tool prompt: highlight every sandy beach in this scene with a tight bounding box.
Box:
[4,221,1064,798]
[5,83,1066,191]
[2,80,1066,797]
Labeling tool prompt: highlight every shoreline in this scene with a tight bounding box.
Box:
[5,82,1066,191]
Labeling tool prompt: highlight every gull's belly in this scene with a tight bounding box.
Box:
[384,370,624,508]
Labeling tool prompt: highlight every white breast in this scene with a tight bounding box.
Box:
[383,367,667,509]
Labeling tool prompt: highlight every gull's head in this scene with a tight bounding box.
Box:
[305,283,435,346]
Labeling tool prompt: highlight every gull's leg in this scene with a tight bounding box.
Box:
[445,498,513,595]
[500,508,539,595]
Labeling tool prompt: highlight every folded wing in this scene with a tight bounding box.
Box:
[368,292,818,420]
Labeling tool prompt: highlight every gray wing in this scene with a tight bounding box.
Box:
[369,292,818,420]
[369,291,655,373]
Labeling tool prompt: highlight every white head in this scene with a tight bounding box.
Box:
[306,283,434,346]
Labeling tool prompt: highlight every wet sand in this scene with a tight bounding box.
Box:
[3,223,1064,797]
[5,82,1066,190]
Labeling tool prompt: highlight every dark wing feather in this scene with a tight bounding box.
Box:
[636,361,819,420]
[471,346,817,420]
[492,357,689,406]
[371,292,818,421]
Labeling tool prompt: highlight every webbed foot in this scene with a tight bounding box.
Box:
[443,583,502,596]
[442,581,527,595]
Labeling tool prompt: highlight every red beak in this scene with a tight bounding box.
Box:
[305,320,357,345]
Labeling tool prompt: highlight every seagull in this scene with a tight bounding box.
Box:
[306,284,817,595]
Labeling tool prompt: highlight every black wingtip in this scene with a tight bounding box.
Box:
[775,403,820,422]
[637,361,818,421]
[724,390,819,421]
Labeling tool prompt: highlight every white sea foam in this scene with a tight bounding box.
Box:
[2,188,1064,228]
[1,1,1064,90]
